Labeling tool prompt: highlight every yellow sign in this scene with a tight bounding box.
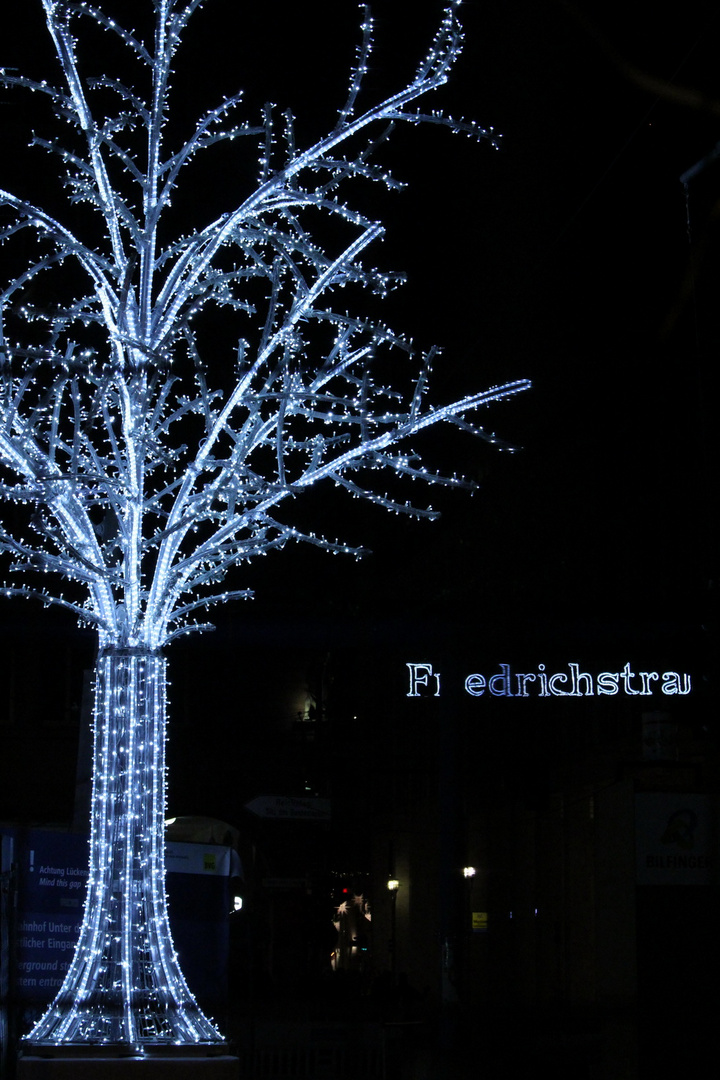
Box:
[472,911,488,932]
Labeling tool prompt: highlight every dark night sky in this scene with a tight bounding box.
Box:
[1,1,718,822]
[196,0,718,629]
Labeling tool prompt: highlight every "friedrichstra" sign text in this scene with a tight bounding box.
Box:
[406,662,692,699]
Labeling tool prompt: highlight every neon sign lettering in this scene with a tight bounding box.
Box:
[406,662,692,698]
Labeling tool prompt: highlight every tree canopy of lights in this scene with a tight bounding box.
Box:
[0,0,528,1052]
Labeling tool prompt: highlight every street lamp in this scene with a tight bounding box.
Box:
[387,878,399,976]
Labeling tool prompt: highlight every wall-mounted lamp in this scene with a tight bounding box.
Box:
[387,878,400,891]
[462,866,476,878]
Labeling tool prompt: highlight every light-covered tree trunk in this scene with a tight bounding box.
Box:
[28,652,223,1048]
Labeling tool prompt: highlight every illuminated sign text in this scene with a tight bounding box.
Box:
[406,662,692,698]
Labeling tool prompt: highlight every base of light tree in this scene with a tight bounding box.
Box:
[17,1051,239,1080]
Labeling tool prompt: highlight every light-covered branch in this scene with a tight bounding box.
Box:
[1,0,527,651]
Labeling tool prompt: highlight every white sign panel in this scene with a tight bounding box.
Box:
[245,795,331,821]
[635,794,716,885]
[165,842,233,876]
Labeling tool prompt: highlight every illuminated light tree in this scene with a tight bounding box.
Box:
[1,0,528,1053]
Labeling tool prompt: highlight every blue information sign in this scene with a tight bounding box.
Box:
[2,828,235,1017]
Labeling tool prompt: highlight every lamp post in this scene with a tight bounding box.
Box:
[460,867,478,1003]
[387,878,399,977]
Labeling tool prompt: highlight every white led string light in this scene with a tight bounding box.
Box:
[0,0,528,1050]
[31,654,219,1046]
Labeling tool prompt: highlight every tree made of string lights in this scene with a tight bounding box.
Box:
[1,0,528,1052]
